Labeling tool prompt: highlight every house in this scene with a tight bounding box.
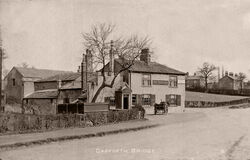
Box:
[218,72,241,90]
[89,48,186,113]
[4,67,72,104]
[185,73,204,89]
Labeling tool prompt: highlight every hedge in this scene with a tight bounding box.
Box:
[0,108,144,134]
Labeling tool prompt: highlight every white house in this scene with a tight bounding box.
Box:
[88,48,186,113]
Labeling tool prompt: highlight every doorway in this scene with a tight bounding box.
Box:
[123,94,129,109]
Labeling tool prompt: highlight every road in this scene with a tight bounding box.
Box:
[1,107,250,160]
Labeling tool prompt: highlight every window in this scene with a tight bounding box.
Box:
[169,76,178,87]
[166,94,181,106]
[142,94,151,105]
[104,97,115,106]
[142,74,151,86]
[132,94,137,105]
[12,79,16,86]
[170,95,177,105]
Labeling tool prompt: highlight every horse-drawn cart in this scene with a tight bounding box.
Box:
[154,102,168,115]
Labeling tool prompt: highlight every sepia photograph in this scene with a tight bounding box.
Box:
[0,0,250,159]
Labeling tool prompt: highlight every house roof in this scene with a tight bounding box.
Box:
[14,67,71,79]
[186,75,202,80]
[24,89,58,99]
[37,72,80,82]
[220,75,239,81]
[102,59,185,75]
[59,74,98,90]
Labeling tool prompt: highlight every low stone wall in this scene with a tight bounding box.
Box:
[185,98,250,108]
[0,108,144,135]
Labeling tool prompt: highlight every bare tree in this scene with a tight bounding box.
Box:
[237,72,246,93]
[197,62,216,90]
[82,23,151,102]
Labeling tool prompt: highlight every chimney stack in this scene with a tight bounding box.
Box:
[109,40,114,74]
[140,48,151,64]
[81,53,87,90]
[86,49,93,73]
[225,71,228,76]
[222,66,224,77]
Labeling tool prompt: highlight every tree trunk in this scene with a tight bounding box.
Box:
[91,84,105,103]
[205,77,208,92]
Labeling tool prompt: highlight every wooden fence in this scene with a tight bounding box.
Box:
[57,103,109,114]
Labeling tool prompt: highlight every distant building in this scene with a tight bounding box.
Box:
[243,81,250,90]
[4,67,72,104]
[185,73,204,89]
[218,72,241,90]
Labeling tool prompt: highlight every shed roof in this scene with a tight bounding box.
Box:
[15,67,71,79]
[37,72,80,82]
[24,89,58,99]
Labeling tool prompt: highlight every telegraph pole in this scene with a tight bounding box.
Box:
[0,27,2,110]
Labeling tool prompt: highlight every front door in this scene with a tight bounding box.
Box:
[123,94,129,109]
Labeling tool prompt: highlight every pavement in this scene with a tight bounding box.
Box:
[0,119,159,151]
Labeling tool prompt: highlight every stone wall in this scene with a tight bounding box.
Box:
[0,108,144,134]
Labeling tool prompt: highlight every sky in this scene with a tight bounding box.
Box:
[1,0,250,78]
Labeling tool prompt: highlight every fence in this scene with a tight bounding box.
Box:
[0,107,144,134]
[57,103,109,114]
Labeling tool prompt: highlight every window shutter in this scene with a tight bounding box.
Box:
[166,95,171,104]
[150,94,155,106]
[177,95,181,106]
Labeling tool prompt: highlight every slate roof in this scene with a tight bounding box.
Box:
[24,89,58,99]
[15,67,71,79]
[186,75,202,80]
[59,75,97,90]
[37,72,80,82]
[101,59,186,75]
[60,81,82,90]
